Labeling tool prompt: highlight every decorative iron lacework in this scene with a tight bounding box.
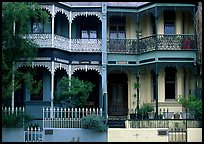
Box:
[15,61,52,72]
[71,39,102,52]
[54,6,70,21]
[107,34,195,54]
[71,11,102,21]
[157,6,194,17]
[41,5,52,16]
[53,34,70,51]
[54,62,69,75]
[71,65,102,76]
[26,34,52,48]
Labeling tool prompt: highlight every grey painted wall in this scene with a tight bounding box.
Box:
[2,128,24,142]
[43,128,107,142]
[43,71,51,101]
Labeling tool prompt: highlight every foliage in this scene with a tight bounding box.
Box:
[2,111,33,128]
[2,2,48,106]
[133,82,140,89]
[137,103,154,119]
[81,114,108,132]
[177,95,202,119]
[55,76,94,108]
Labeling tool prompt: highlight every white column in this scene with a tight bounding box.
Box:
[51,5,54,47]
[177,68,184,99]
[51,61,54,117]
[68,65,71,87]
[176,11,183,34]
[146,72,152,103]
[69,11,72,51]
[11,62,15,113]
[158,69,165,102]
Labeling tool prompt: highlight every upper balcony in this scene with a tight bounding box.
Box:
[26,34,102,52]
[107,34,195,54]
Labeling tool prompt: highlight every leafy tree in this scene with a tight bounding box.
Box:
[55,76,94,108]
[2,2,48,106]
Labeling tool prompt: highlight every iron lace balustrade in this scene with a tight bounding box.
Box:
[26,34,52,48]
[157,34,195,50]
[138,35,156,53]
[107,38,138,54]
[71,38,102,52]
[107,34,195,54]
[53,34,70,51]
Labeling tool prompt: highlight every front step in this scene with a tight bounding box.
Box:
[107,116,126,128]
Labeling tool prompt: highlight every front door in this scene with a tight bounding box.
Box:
[108,73,128,116]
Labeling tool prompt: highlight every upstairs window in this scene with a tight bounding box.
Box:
[110,25,126,39]
[81,29,97,39]
[109,16,126,39]
[30,18,51,34]
[164,11,175,34]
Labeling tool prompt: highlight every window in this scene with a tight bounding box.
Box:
[164,11,175,34]
[33,21,43,33]
[165,67,176,99]
[81,30,97,39]
[31,18,51,34]
[110,25,126,39]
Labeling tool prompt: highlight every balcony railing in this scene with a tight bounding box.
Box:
[26,34,195,54]
[71,39,102,52]
[108,34,195,54]
[26,34,102,52]
[26,34,52,48]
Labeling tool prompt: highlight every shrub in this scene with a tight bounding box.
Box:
[177,95,202,119]
[2,111,32,128]
[81,114,108,132]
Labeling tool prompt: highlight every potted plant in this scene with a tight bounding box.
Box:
[158,113,163,119]
[173,122,180,130]
[137,103,154,120]
[174,112,180,119]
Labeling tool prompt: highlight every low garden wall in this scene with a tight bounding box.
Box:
[108,128,169,142]
[42,128,107,142]
[2,128,24,142]
[187,128,202,142]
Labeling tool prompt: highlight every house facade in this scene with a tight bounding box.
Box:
[14,2,201,122]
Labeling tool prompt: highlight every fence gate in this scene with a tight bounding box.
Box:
[24,127,43,142]
[168,128,187,142]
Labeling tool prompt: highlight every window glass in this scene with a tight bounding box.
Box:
[90,30,97,39]
[33,22,43,33]
[164,23,175,34]
[81,30,89,39]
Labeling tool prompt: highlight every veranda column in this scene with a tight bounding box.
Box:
[155,6,159,118]
[11,62,15,112]
[50,61,54,118]
[51,5,54,47]
[102,3,107,120]
[146,71,152,103]
[176,68,184,99]
[175,11,183,34]
[69,11,72,51]
[158,69,165,102]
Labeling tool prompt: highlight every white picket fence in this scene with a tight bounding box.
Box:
[2,107,25,115]
[43,107,103,128]
[24,127,43,142]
